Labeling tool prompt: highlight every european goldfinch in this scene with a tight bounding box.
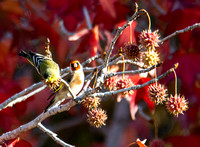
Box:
[18,50,61,89]
[44,60,84,112]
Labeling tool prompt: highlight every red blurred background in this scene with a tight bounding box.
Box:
[0,0,199,146]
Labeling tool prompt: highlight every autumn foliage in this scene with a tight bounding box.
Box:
[0,0,200,146]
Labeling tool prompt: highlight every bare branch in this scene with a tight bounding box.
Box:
[83,59,143,73]
[105,62,163,78]
[82,54,104,66]
[0,3,197,146]
[92,63,178,97]
[0,60,175,143]
[159,23,200,43]
[81,69,97,93]
[60,79,76,99]
[0,100,77,143]
[103,7,143,70]
[97,9,145,86]
[0,82,44,111]
[116,59,144,68]
[37,123,74,147]
[0,61,100,112]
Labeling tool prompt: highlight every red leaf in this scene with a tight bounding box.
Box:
[8,138,32,147]
[0,39,18,78]
[99,0,117,18]
[0,92,21,131]
[8,138,19,147]
[13,139,32,147]
[162,8,200,51]
[0,76,28,117]
[90,26,99,66]
[129,75,154,119]
[93,1,131,31]
[46,0,67,10]
[63,13,83,32]
[114,21,137,54]
[74,26,100,65]
[129,91,139,120]
[136,77,155,110]
[47,0,96,32]
[93,5,116,30]
[0,0,24,16]
[162,53,200,92]
[55,38,70,66]
[166,135,200,147]
[30,18,59,47]
[130,75,154,119]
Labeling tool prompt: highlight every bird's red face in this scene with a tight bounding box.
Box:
[70,60,81,71]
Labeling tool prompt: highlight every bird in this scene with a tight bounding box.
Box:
[44,60,84,112]
[18,50,61,89]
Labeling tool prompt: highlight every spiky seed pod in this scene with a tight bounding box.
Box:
[121,42,140,60]
[148,83,168,105]
[115,76,134,96]
[165,94,188,117]
[104,76,134,96]
[87,108,107,128]
[82,97,101,110]
[104,76,118,90]
[139,29,160,50]
[143,50,160,67]
[46,78,61,90]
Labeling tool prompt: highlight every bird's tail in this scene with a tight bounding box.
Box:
[18,50,28,58]
[44,97,56,112]
[44,84,63,112]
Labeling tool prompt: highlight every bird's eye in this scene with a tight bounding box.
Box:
[70,61,80,71]
[43,73,49,79]
[71,62,78,68]
[74,63,78,68]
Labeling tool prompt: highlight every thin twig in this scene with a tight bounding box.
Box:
[82,54,103,66]
[103,5,142,69]
[60,67,70,75]
[116,59,144,68]
[150,0,166,15]
[59,20,74,36]
[105,62,162,78]
[60,79,76,99]
[5,85,46,108]
[81,69,97,93]
[61,53,104,73]
[37,123,74,147]
[159,23,200,43]
[83,6,92,30]
[99,8,144,85]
